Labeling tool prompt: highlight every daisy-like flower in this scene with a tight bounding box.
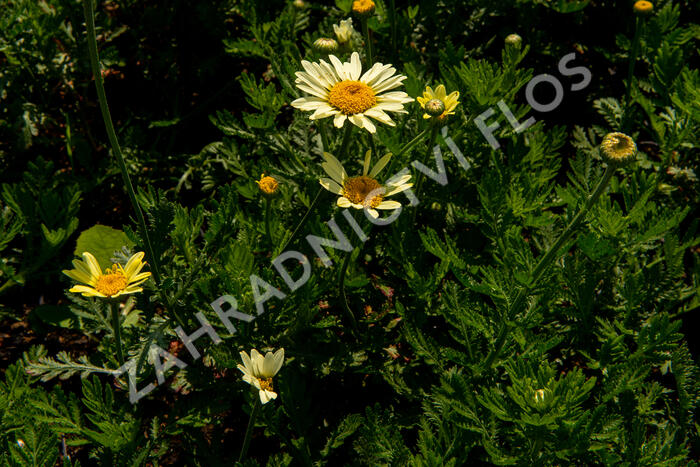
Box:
[416,85,460,122]
[237,348,285,404]
[601,132,637,166]
[352,0,375,17]
[256,173,279,195]
[291,52,413,133]
[333,18,356,44]
[319,150,412,218]
[63,251,152,298]
[633,1,653,16]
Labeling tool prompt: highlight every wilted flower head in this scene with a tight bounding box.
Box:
[63,252,151,298]
[313,37,339,54]
[601,132,637,166]
[352,0,375,17]
[237,348,285,404]
[416,85,460,122]
[633,1,653,16]
[291,52,413,133]
[333,18,356,44]
[534,389,546,403]
[256,173,279,195]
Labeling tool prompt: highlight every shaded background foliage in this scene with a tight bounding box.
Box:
[0,0,699,465]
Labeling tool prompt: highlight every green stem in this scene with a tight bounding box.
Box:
[110,301,125,366]
[361,18,373,64]
[389,0,397,59]
[397,128,429,158]
[481,165,616,370]
[319,121,330,152]
[413,126,439,197]
[623,16,642,132]
[264,196,273,244]
[338,248,359,333]
[82,0,161,285]
[337,123,353,158]
[238,397,261,462]
[278,188,323,255]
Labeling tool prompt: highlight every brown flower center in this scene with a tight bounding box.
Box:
[343,176,384,207]
[328,80,377,115]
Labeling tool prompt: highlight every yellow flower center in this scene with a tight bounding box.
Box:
[256,174,279,195]
[328,80,377,115]
[352,0,375,15]
[343,176,384,207]
[258,377,274,392]
[95,266,128,297]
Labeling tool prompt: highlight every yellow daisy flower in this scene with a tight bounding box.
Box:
[416,85,460,122]
[291,52,413,133]
[63,251,152,298]
[237,348,285,404]
[352,0,375,16]
[319,150,413,218]
[633,1,653,16]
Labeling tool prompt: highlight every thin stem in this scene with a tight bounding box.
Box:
[397,128,429,158]
[481,165,616,370]
[411,125,439,224]
[278,188,323,254]
[319,121,330,152]
[338,247,359,333]
[264,197,273,244]
[389,0,397,59]
[110,301,125,366]
[337,123,353,158]
[82,0,161,284]
[238,397,261,462]
[622,16,642,132]
[361,18,373,64]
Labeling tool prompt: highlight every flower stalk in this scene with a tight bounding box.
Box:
[264,197,273,244]
[361,18,373,65]
[238,398,260,462]
[623,16,642,132]
[82,0,161,285]
[481,164,616,370]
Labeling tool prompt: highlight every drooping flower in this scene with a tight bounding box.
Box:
[416,85,460,122]
[319,150,412,218]
[600,132,637,166]
[237,348,285,404]
[63,251,152,298]
[352,0,375,17]
[256,173,279,195]
[333,18,356,44]
[633,1,653,16]
[291,52,413,133]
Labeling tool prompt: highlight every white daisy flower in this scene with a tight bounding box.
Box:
[319,150,413,218]
[291,52,414,134]
[237,348,284,404]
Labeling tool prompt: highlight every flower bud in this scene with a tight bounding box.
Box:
[333,18,356,44]
[425,99,445,117]
[313,37,339,54]
[505,33,522,48]
[293,0,305,8]
[633,1,653,16]
[256,174,279,195]
[600,132,637,166]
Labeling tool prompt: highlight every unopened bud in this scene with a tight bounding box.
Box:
[313,37,339,54]
[425,99,445,117]
[505,34,522,48]
[633,1,653,16]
